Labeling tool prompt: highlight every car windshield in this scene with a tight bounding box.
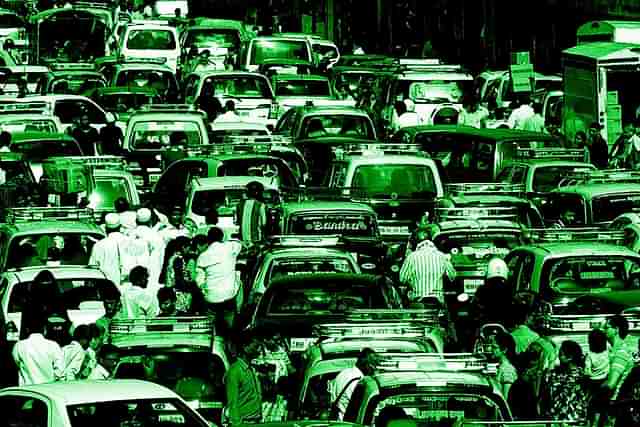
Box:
[532,165,594,192]
[89,177,132,211]
[434,231,522,261]
[202,75,272,99]
[10,140,83,160]
[275,79,330,97]
[0,119,58,133]
[543,256,640,295]
[267,285,386,314]
[114,352,226,406]
[592,193,640,224]
[127,29,176,50]
[395,79,471,103]
[289,213,377,238]
[67,398,207,427]
[300,115,374,139]
[185,28,240,48]
[250,39,310,64]
[371,393,504,424]
[8,277,111,313]
[116,70,175,93]
[267,257,354,283]
[6,233,102,269]
[352,164,436,199]
[50,75,105,94]
[131,121,202,149]
[96,92,159,113]
[541,194,586,226]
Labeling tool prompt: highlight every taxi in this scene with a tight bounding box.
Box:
[249,273,403,355]
[0,207,105,273]
[505,228,640,311]
[183,175,279,238]
[0,380,211,427]
[247,235,361,305]
[542,171,640,227]
[341,353,511,425]
[496,147,594,197]
[274,105,377,141]
[123,104,210,190]
[118,22,181,73]
[390,125,560,182]
[34,64,107,95]
[180,18,249,69]
[10,132,83,179]
[0,265,110,343]
[110,317,228,422]
[182,70,276,125]
[324,144,444,243]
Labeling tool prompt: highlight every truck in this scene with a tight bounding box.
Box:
[561,41,640,145]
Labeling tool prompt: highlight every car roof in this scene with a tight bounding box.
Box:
[191,176,276,190]
[267,247,356,258]
[434,219,522,232]
[189,70,267,79]
[128,111,205,121]
[7,265,107,282]
[115,63,173,72]
[519,242,640,257]
[186,18,244,30]
[268,273,380,289]
[273,74,329,82]
[341,154,436,166]
[282,200,376,213]
[48,71,104,77]
[574,290,640,308]
[400,125,557,142]
[552,183,640,199]
[373,370,493,389]
[209,121,268,131]
[93,86,159,95]
[3,221,105,235]
[10,132,76,143]
[297,106,369,117]
[2,380,178,405]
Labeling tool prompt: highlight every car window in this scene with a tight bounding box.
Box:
[54,100,105,124]
[532,165,594,193]
[184,75,200,100]
[267,257,354,283]
[126,29,176,50]
[218,158,296,187]
[90,177,132,211]
[250,39,310,64]
[351,164,436,199]
[266,285,386,314]
[8,277,111,313]
[275,109,297,136]
[6,233,102,270]
[0,395,49,427]
[131,121,202,149]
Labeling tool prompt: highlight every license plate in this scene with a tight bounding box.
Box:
[380,225,410,235]
[463,279,484,294]
[290,337,314,352]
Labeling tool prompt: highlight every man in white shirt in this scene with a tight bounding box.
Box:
[214,100,241,124]
[121,266,160,319]
[196,227,242,332]
[12,316,65,385]
[397,99,422,129]
[507,94,535,130]
[521,102,545,133]
[88,344,120,380]
[329,348,377,420]
[133,208,166,285]
[61,324,91,381]
[88,213,129,286]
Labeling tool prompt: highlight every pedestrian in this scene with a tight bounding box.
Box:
[132,207,166,285]
[491,332,518,398]
[458,96,489,128]
[547,122,570,148]
[329,348,378,420]
[574,130,587,150]
[508,302,540,355]
[88,213,129,286]
[539,340,588,421]
[194,207,220,237]
[236,181,268,245]
[162,236,200,314]
[99,113,124,156]
[225,334,263,426]
[95,281,125,343]
[87,343,120,380]
[397,99,421,129]
[12,313,65,385]
[399,225,456,306]
[609,123,640,169]
[0,130,11,152]
[586,122,609,170]
[114,197,137,232]
[195,227,242,333]
[20,270,69,342]
[584,328,609,394]
[469,257,512,344]
[507,93,535,130]
[61,324,91,381]
[214,100,241,123]
[71,112,100,156]
[157,287,186,317]
[121,265,160,319]
[196,81,223,122]
[521,102,545,133]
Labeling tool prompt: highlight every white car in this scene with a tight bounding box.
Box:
[10,94,109,132]
[0,266,110,342]
[119,23,180,73]
[0,379,211,427]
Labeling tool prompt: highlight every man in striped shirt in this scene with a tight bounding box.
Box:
[399,228,456,305]
[236,181,268,245]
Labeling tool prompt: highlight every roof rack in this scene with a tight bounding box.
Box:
[214,135,292,146]
[0,102,51,114]
[281,186,368,202]
[347,308,443,324]
[374,352,497,375]
[516,147,587,162]
[62,156,128,171]
[393,58,441,66]
[186,141,288,157]
[445,183,525,197]
[139,104,200,113]
[119,56,167,65]
[558,169,640,186]
[313,322,428,339]
[528,227,625,244]
[48,63,96,72]
[110,316,214,348]
[542,313,640,332]
[434,206,519,222]
[73,1,113,9]
[4,207,95,223]
[267,234,343,248]
[333,143,425,159]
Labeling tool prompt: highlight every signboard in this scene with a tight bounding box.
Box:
[291,214,374,237]
[510,63,534,93]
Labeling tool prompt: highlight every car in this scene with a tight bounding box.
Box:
[9,132,84,180]
[249,273,403,355]
[106,60,180,103]
[0,207,105,273]
[0,65,49,96]
[0,102,63,134]
[0,151,38,212]
[324,145,444,242]
[118,22,181,73]
[342,353,512,425]
[86,86,162,124]
[110,316,228,422]
[0,265,111,343]
[0,8,26,43]
[275,105,377,141]
[0,380,212,427]
[505,228,640,311]
[180,18,249,69]
[35,64,107,96]
[152,148,299,215]
[241,36,314,72]
[272,33,340,68]
[122,104,210,190]
[183,175,279,238]
[391,125,560,182]
[182,70,277,125]
[496,147,594,198]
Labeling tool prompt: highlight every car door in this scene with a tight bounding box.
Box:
[54,99,107,132]
[506,250,536,294]
[0,394,51,426]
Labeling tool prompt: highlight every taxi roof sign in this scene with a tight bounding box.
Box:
[528,227,626,244]
[0,102,51,114]
[516,147,587,162]
[62,156,128,171]
[347,308,443,323]
[139,104,201,113]
[375,352,497,375]
[434,206,519,222]
[334,143,424,159]
[110,316,214,348]
[446,182,525,197]
[267,234,342,248]
[313,322,427,339]
[48,62,96,72]
[559,169,640,186]
[4,207,95,223]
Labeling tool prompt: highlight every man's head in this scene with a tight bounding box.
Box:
[225,100,235,112]
[97,344,120,374]
[80,113,90,128]
[170,131,188,147]
[101,282,122,318]
[356,347,378,376]
[136,208,152,226]
[72,324,91,349]
[560,208,577,226]
[157,287,177,316]
[605,314,629,342]
[246,180,265,199]
[129,266,149,289]
[104,213,121,233]
[0,131,11,148]
[623,123,636,140]
[207,226,224,244]
[114,197,130,213]
[588,122,604,141]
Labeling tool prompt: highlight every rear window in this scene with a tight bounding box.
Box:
[541,194,587,226]
[592,193,640,224]
[267,257,354,283]
[9,277,111,313]
[10,140,82,160]
[201,75,273,99]
[351,164,436,199]
[95,92,159,114]
[131,121,202,149]
[250,39,310,64]
[185,28,240,48]
[6,233,102,269]
[0,119,58,134]
[275,79,330,97]
[218,158,296,187]
[266,285,386,314]
[300,115,374,139]
[115,70,176,94]
[532,165,594,192]
[126,29,176,50]
[191,188,244,216]
[89,177,132,211]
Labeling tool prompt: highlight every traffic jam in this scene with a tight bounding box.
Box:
[0,1,638,427]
